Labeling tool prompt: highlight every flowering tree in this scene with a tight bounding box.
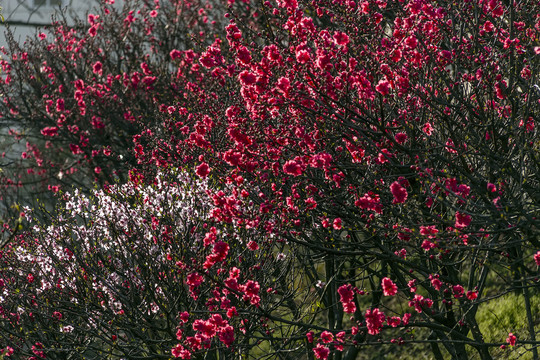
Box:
[1,169,295,359]
[0,0,539,359]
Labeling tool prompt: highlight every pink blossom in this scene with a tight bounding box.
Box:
[170,49,182,60]
[402,313,412,325]
[408,294,433,313]
[430,276,442,291]
[333,218,342,230]
[506,333,517,347]
[276,77,291,94]
[171,344,191,358]
[310,153,332,168]
[218,325,235,347]
[423,122,434,136]
[420,225,438,237]
[41,127,59,137]
[277,0,298,10]
[247,241,259,251]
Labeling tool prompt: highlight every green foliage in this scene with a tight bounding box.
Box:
[476,292,540,359]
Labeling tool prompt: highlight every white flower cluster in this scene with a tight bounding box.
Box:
[5,170,211,318]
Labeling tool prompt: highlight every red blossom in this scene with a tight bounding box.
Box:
[365,308,386,335]
[195,162,211,178]
[375,79,390,96]
[390,181,408,204]
[238,70,257,86]
[41,127,59,137]
[395,132,408,144]
[283,160,303,176]
[92,61,103,75]
[320,331,333,343]
[387,316,401,327]
[534,251,540,266]
[218,325,235,347]
[337,284,356,313]
[381,277,398,296]
[430,275,442,291]
[506,333,517,347]
[171,344,191,359]
[455,212,471,229]
[333,31,350,46]
[313,344,330,359]
[452,284,464,298]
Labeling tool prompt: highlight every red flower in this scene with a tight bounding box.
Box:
[365,308,385,335]
[408,294,433,313]
[195,162,210,178]
[506,333,517,347]
[41,127,58,137]
[320,331,333,343]
[283,160,303,176]
[423,122,434,136]
[452,284,464,298]
[395,132,408,144]
[381,277,398,296]
[534,251,540,266]
[218,325,235,347]
[170,49,182,60]
[171,344,191,358]
[295,49,311,64]
[405,35,418,49]
[430,276,442,291]
[390,181,408,204]
[387,316,401,327]
[337,284,356,313]
[238,70,257,86]
[92,61,103,75]
[247,241,259,251]
[333,31,350,46]
[376,79,390,96]
[455,212,471,229]
[313,344,330,359]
